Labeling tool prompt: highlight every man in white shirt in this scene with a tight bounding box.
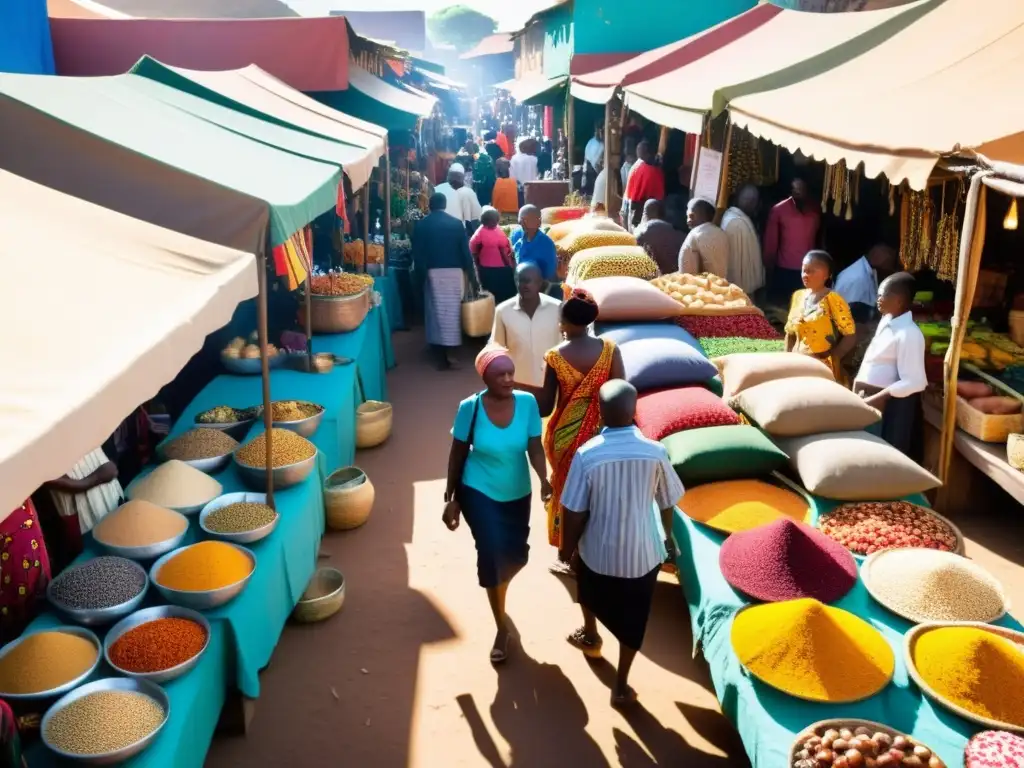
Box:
[721,185,765,296]
[590,155,608,214]
[508,138,539,185]
[834,244,899,323]
[584,122,604,195]
[560,380,683,708]
[434,163,482,232]
[490,263,562,388]
[854,272,927,456]
[679,198,730,278]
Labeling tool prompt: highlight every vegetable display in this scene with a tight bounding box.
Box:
[651,272,756,314]
[818,502,958,556]
[792,724,945,768]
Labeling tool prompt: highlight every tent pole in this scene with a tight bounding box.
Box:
[305,270,313,372]
[383,139,392,276]
[256,252,275,510]
[603,99,613,214]
[362,183,371,274]
[566,93,575,184]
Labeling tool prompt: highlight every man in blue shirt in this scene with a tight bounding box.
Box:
[510,205,557,285]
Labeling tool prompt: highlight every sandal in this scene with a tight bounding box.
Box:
[549,559,575,577]
[611,686,639,709]
[490,632,511,664]
[566,627,603,659]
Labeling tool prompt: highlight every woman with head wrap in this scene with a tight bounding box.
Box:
[528,288,625,575]
[444,345,551,663]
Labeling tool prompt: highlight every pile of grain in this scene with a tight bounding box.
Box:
[93,501,188,548]
[162,428,237,461]
[236,428,316,468]
[127,461,222,509]
[46,690,165,754]
[0,631,98,694]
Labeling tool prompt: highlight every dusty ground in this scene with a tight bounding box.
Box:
[207,329,748,768]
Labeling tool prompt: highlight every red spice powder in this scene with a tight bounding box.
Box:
[676,314,781,340]
[109,617,207,673]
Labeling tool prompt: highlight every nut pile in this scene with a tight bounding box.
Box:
[162,428,238,461]
[270,401,321,422]
[867,549,1006,623]
[45,690,165,755]
[818,502,958,556]
[236,428,316,468]
[49,557,146,610]
[205,502,277,534]
[651,272,753,313]
[793,725,945,767]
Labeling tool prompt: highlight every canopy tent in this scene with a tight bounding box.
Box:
[0,71,343,252]
[49,0,300,16]
[495,75,568,105]
[414,67,466,92]
[48,15,349,91]
[569,6,776,105]
[728,0,1024,190]
[131,56,386,190]
[0,170,257,519]
[312,64,436,132]
[621,0,936,136]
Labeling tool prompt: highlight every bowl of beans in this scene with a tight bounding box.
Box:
[46,557,149,627]
[158,427,239,475]
[816,501,964,560]
[150,541,256,611]
[199,492,279,545]
[41,677,169,764]
[233,428,318,491]
[269,400,325,438]
[104,605,210,684]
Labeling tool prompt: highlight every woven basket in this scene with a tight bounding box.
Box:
[356,401,393,449]
[461,292,495,338]
[1008,434,1024,471]
[956,395,1024,443]
[303,289,370,334]
[292,567,345,623]
[324,467,375,531]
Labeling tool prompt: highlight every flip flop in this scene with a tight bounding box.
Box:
[611,686,639,709]
[549,560,575,577]
[566,627,603,659]
[490,632,511,664]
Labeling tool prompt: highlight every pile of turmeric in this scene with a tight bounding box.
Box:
[680,479,810,534]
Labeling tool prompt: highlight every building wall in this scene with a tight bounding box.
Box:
[541,2,573,78]
[514,22,545,78]
[572,0,756,56]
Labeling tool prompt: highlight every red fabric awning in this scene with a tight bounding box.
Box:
[49,15,349,91]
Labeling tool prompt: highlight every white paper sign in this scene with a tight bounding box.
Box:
[693,147,723,205]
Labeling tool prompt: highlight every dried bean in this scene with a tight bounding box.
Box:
[162,428,237,460]
[45,690,164,754]
[236,428,315,468]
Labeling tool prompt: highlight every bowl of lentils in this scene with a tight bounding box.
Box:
[46,556,148,627]
[269,400,325,438]
[233,428,318,490]
[159,427,239,475]
[41,677,169,764]
[104,605,210,684]
[199,492,279,545]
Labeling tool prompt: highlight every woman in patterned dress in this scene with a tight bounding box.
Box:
[529,288,625,575]
[785,250,857,385]
[0,500,52,644]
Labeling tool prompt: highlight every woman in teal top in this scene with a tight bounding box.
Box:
[444,344,551,664]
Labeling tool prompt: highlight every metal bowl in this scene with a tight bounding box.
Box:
[0,626,102,701]
[221,352,285,376]
[47,560,149,627]
[199,492,279,545]
[41,677,169,764]
[150,543,255,611]
[103,606,211,684]
[270,402,325,438]
[93,521,188,563]
[193,417,255,442]
[233,449,318,491]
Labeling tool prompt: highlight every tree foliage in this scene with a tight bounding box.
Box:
[427,5,497,50]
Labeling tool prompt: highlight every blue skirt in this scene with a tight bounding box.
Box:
[458,484,531,588]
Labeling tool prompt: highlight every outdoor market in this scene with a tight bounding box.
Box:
[2,0,1024,766]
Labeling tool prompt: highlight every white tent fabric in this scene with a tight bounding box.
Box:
[348,64,437,118]
[0,170,257,519]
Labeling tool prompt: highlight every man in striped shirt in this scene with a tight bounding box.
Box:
[559,380,683,707]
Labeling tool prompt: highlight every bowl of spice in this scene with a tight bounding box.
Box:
[270,400,325,438]
[817,501,963,559]
[234,428,318,490]
[863,548,1008,625]
[0,627,101,701]
[199,492,278,545]
[104,605,210,684]
[126,459,224,515]
[789,719,946,768]
[41,677,169,764]
[47,556,149,627]
[905,622,1024,734]
[159,428,239,474]
[91,500,189,561]
[194,405,259,442]
[151,541,256,610]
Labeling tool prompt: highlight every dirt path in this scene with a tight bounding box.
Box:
[207,329,748,768]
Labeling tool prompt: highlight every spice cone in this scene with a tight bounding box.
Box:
[719,519,857,603]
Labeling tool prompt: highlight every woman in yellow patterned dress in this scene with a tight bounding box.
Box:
[526,288,625,575]
[785,250,857,384]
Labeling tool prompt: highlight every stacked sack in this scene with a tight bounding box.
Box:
[548,217,638,281]
[540,206,588,226]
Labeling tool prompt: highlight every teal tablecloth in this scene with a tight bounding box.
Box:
[374,272,406,332]
[671,491,1024,768]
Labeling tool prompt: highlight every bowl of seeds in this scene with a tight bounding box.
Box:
[150,541,256,611]
[199,492,279,545]
[104,605,210,684]
[41,676,169,764]
[47,556,149,627]
[158,427,239,475]
[234,428,318,490]
[194,405,259,441]
[91,500,189,561]
[270,400,325,438]
[0,627,102,701]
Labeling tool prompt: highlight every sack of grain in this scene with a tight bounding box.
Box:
[557,229,637,258]
[566,246,659,285]
[548,216,626,243]
[541,206,588,226]
[650,271,761,316]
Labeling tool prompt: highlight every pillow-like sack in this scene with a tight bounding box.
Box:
[729,377,880,437]
[566,246,659,284]
[777,431,941,501]
[635,387,740,441]
[541,206,588,226]
[662,425,789,485]
[583,276,686,322]
[600,322,703,354]
[716,352,835,400]
[619,337,718,391]
[548,217,625,242]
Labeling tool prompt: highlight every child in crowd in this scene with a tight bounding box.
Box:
[470,207,516,304]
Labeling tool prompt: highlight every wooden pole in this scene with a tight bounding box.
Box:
[689,115,708,193]
[715,120,735,216]
[304,270,313,372]
[362,183,370,274]
[603,99,613,214]
[383,139,392,276]
[566,92,575,184]
[657,125,670,158]
[255,252,275,510]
